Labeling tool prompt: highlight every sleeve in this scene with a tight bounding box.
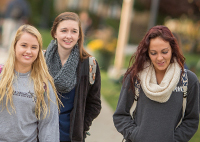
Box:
[84,62,101,132]
[113,75,139,141]
[174,80,199,142]
[38,82,59,142]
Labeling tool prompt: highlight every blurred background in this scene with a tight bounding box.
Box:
[0,0,200,141]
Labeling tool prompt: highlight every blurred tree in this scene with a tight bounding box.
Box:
[102,0,123,6]
[138,0,200,20]
[39,0,54,29]
[27,0,55,28]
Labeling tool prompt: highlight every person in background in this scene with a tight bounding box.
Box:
[0,24,60,142]
[44,12,101,142]
[113,25,199,142]
[1,0,30,50]
[79,11,92,36]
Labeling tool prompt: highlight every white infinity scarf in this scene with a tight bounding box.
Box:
[139,61,181,103]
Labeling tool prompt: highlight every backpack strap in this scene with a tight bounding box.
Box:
[130,79,140,119]
[89,56,96,85]
[176,69,188,128]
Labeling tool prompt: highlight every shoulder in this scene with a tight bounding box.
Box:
[122,74,132,88]
[81,57,89,64]
[186,70,199,82]
[185,69,199,89]
[79,56,99,69]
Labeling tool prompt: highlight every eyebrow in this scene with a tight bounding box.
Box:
[149,47,169,52]
[60,28,78,31]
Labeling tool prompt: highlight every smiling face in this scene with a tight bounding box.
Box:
[148,37,172,73]
[15,32,39,71]
[54,20,79,51]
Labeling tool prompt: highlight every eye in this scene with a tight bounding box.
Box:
[150,52,156,55]
[32,46,38,49]
[73,30,77,33]
[162,51,168,54]
[21,44,26,47]
[61,30,67,32]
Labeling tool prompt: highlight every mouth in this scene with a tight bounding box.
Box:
[23,55,32,59]
[157,61,165,66]
[64,40,72,44]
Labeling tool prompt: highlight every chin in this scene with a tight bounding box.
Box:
[159,68,167,72]
[155,66,167,72]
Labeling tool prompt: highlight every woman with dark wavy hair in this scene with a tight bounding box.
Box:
[113,25,199,142]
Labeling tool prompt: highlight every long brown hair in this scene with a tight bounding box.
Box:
[124,25,185,91]
[51,12,90,60]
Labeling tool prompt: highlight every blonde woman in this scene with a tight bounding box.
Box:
[0,24,60,142]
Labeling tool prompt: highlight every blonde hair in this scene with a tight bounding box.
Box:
[0,24,60,119]
[51,12,90,60]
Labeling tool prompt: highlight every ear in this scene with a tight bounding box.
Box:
[54,33,57,39]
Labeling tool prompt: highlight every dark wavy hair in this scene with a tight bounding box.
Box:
[124,25,185,91]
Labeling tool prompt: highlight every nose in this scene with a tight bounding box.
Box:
[157,53,163,60]
[26,47,31,54]
[66,32,72,38]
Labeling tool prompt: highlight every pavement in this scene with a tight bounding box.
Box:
[0,46,124,142]
[86,96,123,142]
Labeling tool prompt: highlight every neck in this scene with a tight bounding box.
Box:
[58,47,72,66]
[155,70,166,84]
[14,64,31,73]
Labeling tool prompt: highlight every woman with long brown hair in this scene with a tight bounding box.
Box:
[44,12,101,142]
[113,25,199,142]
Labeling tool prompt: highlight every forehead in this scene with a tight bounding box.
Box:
[17,32,39,45]
[149,37,171,51]
[57,20,79,30]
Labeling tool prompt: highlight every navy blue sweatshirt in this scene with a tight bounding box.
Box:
[59,88,75,141]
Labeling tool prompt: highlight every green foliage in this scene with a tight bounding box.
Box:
[184,53,200,78]
[101,70,122,110]
[104,18,120,36]
[102,0,123,6]
[39,29,52,49]
[134,0,147,11]
[27,0,43,26]
[27,0,55,28]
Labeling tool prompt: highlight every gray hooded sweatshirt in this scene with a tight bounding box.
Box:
[113,70,199,142]
[0,71,59,142]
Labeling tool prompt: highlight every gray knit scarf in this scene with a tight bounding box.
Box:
[45,40,79,93]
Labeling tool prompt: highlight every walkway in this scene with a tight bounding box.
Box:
[86,97,123,142]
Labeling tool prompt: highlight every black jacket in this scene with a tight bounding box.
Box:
[70,57,101,142]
